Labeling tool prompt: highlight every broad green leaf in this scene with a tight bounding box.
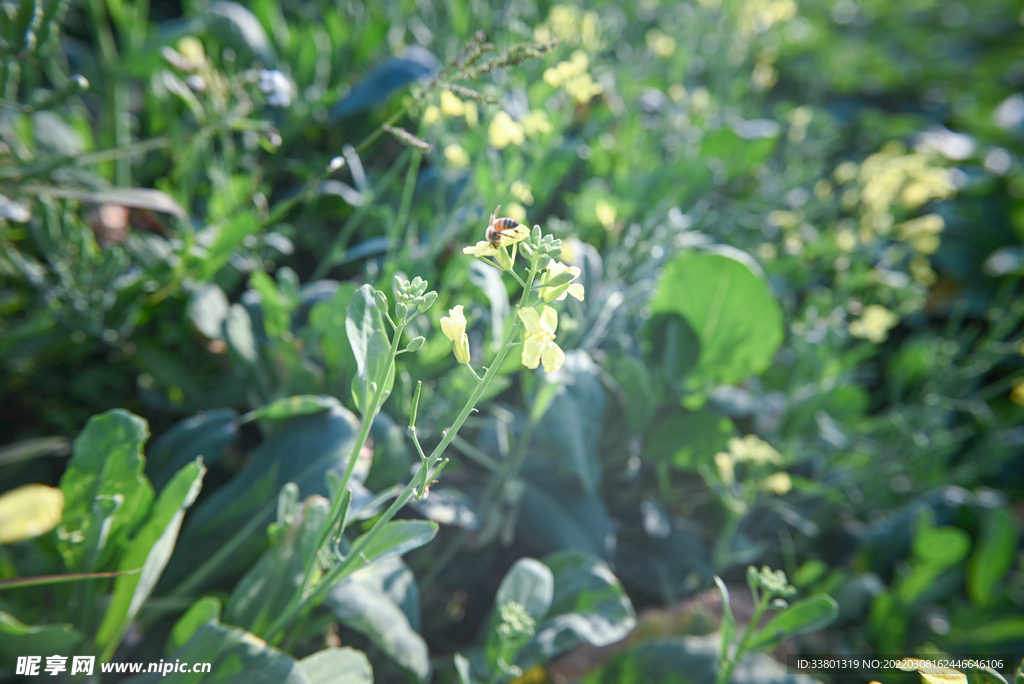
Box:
[161,403,358,591]
[167,597,222,656]
[606,355,657,435]
[354,519,439,565]
[299,648,373,684]
[147,409,237,490]
[965,617,1024,644]
[225,496,330,635]
[242,396,338,423]
[643,409,734,470]
[495,558,555,624]
[649,250,783,391]
[329,558,429,682]
[699,124,779,178]
[57,410,154,571]
[454,653,478,684]
[532,351,605,493]
[205,0,276,65]
[250,271,290,338]
[517,551,636,668]
[96,459,206,658]
[914,522,971,569]
[714,576,735,665]
[517,474,613,559]
[967,507,1018,606]
[747,594,839,651]
[346,284,394,415]
[0,611,83,663]
[188,283,230,340]
[123,621,309,684]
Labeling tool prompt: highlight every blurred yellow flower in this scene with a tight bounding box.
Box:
[715,452,735,486]
[763,472,793,495]
[489,111,525,149]
[444,143,471,168]
[519,305,565,373]
[596,200,617,230]
[646,29,677,57]
[440,90,465,117]
[440,305,471,364]
[510,180,534,206]
[1011,379,1024,406]
[505,202,528,223]
[849,305,898,343]
[422,105,441,126]
[896,214,943,254]
[835,228,857,252]
[0,484,64,544]
[539,260,585,302]
[522,110,553,137]
[668,83,687,102]
[728,435,782,465]
[464,100,479,127]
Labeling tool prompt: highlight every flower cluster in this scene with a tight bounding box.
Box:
[543,50,603,104]
[448,209,584,374]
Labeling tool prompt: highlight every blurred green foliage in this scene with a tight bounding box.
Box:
[2,0,1023,681]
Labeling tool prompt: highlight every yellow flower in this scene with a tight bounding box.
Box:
[519,305,565,373]
[440,305,471,364]
[715,451,735,486]
[422,105,441,126]
[464,241,514,270]
[595,200,617,230]
[505,202,528,223]
[444,143,471,168]
[464,100,479,127]
[510,180,534,206]
[522,110,552,137]
[0,484,64,544]
[540,260,585,302]
[763,472,792,495]
[489,111,525,149]
[646,29,677,57]
[440,90,465,117]
[1011,379,1024,406]
[849,305,898,343]
[728,435,782,465]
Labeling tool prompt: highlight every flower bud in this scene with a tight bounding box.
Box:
[419,291,438,313]
[405,336,425,352]
[396,301,409,320]
[374,290,389,314]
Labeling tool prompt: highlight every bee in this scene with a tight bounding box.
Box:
[485,205,524,246]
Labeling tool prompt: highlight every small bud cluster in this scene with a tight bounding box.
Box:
[377,276,437,352]
[382,123,434,151]
[747,565,797,599]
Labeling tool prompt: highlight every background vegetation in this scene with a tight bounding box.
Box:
[1,0,1023,682]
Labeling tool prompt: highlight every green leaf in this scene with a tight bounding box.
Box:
[532,351,605,493]
[0,611,83,663]
[123,621,308,684]
[204,0,276,65]
[714,577,735,666]
[517,474,614,560]
[161,403,358,591]
[299,648,373,684]
[454,653,478,684]
[643,409,734,470]
[199,211,260,280]
[57,410,154,571]
[328,558,429,682]
[225,496,330,635]
[309,282,359,385]
[242,396,339,423]
[699,125,779,179]
[495,558,555,624]
[747,594,839,651]
[649,249,783,391]
[967,668,1010,684]
[967,507,1018,606]
[225,303,258,364]
[188,283,230,340]
[167,596,221,656]
[250,271,290,338]
[346,284,394,415]
[96,459,206,658]
[353,519,439,565]
[517,551,636,668]
[17,184,186,217]
[965,618,1024,644]
[147,409,237,490]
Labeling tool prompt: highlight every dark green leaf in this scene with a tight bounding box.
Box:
[148,409,237,490]
[0,611,83,663]
[353,519,439,565]
[346,284,394,415]
[188,284,230,340]
[330,46,439,120]
[495,558,555,624]
[517,474,613,559]
[242,396,338,423]
[967,507,1018,606]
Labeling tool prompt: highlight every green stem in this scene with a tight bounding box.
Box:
[264,263,539,644]
[716,591,767,684]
